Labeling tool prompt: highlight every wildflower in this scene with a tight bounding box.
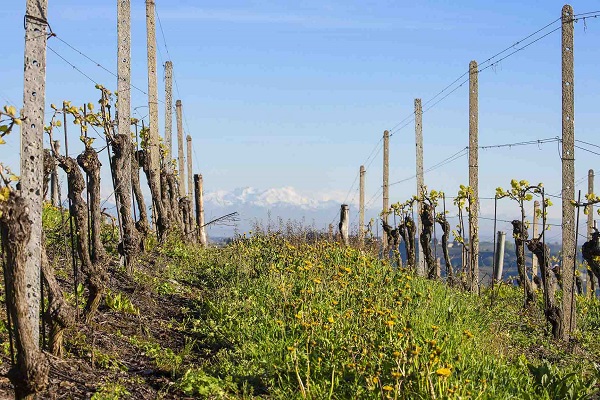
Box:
[382,385,394,391]
[391,371,401,378]
[328,316,335,324]
[313,278,322,284]
[332,300,339,305]
[436,367,451,377]
[463,329,474,339]
[372,377,379,384]
[386,320,395,327]
[287,346,295,352]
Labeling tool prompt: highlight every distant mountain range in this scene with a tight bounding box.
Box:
[203,186,365,237]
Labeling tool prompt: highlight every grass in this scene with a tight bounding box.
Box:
[30,204,600,398]
[153,233,600,399]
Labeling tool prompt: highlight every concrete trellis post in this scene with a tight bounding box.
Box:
[20,0,50,348]
[145,0,160,192]
[194,174,207,246]
[145,0,168,238]
[50,140,60,206]
[186,135,193,199]
[359,165,365,247]
[339,204,349,246]
[164,61,173,158]
[176,99,185,196]
[415,98,425,276]
[116,0,138,271]
[382,130,389,252]
[561,4,576,340]
[587,169,595,297]
[532,200,540,282]
[468,60,480,292]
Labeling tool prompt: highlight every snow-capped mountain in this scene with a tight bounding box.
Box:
[205,186,350,210]
[202,186,371,237]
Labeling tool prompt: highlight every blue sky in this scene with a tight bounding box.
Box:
[1,1,599,238]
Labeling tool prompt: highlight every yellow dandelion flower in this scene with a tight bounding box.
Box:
[287,346,295,352]
[391,371,401,378]
[393,351,401,357]
[436,368,451,377]
[382,385,394,391]
[463,329,474,339]
[372,377,379,384]
[386,320,395,327]
[327,316,335,324]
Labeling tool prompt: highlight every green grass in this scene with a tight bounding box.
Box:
[39,200,600,399]
[155,234,600,399]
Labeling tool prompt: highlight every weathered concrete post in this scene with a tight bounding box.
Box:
[532,200,540,283]
[469,60,480,292]
[145,0,168,238]
[21,0,51,349]
[359,165,365,247]
[176,99,185,196]
[186,135,193,199]
[328,223,333,241]
[194,174,207,246]
[164,61,173,158]
[494,231,506,281]
[339,204,349,246]
[382,130,390,252]
[116,0,138,272]
[587,169,595,297]
[415,98,425,276]
[50,140,60,206]
[561,4,576,340]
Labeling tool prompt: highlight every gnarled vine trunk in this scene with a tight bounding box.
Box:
[76,147,106,263]
[382,221,402,268]
[42,149,54,201]
[56,154,106,322]
[166,171,182,231]
[139,149,169,240]
[131,150,149,241]
[511,220,535,306]
[0,193,49,399]
[528,238,563,339]
[41,239,74,357]
[582,229,600,294]
[179,197,194,242]
[436,215,454,284]
[160,168,173,224]
[420,203,436,279]
[399,215,416,271]
[110,134,138,273]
